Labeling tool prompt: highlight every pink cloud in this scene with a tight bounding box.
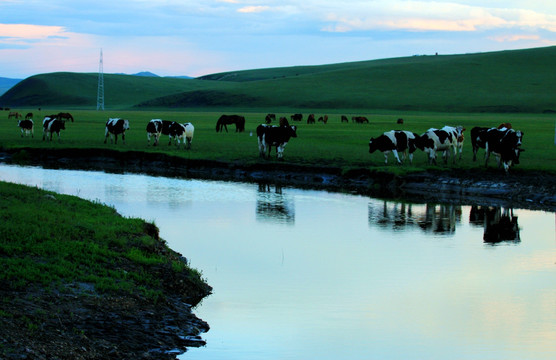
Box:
[237,6,270,13]
[0,23,66,39]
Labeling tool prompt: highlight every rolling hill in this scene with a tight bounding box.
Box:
[2,46,556,113]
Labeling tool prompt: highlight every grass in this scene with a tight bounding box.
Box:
[1,108,554,174]
[0,180,207,300]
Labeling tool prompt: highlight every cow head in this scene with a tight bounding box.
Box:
[513,148,525,165]
[368,137,378,153]
[515,130,523,146]
[123,119,130,130]
[289,125,297,138]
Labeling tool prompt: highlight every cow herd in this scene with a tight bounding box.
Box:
[13,113,195,150]
[12,111,525,173]
[368,123,524,173]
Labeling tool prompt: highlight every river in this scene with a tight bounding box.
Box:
[0,164,554,360]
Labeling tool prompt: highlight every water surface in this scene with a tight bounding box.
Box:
[1,164,554,360]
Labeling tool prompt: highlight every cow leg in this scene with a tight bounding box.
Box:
[122,132,126,145]
[484,150,491,167]
[391,149,402,164]
[408,152,414,165]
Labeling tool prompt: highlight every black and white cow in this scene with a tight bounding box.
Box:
[418,126,465,165]
[470,126,491,161]
[483,127,524,173]
[368,130,420,164]
[168,122,195,149]
[146,119,163,145]
[42,116,65,141]
[104,118,130,144]
[18,119,34,138]
[256,123,298,159]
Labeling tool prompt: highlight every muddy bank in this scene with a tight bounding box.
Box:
[2,147,555,211]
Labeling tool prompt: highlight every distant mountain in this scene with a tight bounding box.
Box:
[133,71,159,77]
[117,72,192,79]
[0,77,22,95]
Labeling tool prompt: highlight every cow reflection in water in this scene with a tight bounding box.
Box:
[256,183,295,224]
[368,201,461,235]
[469,206,520,243]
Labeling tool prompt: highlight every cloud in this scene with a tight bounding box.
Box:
[238,5,271,13]
[489,34,541,42]
[317,1,556,33]
[0,24,67,40]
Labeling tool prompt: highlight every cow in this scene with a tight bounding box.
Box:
[265,114,276,124]
[307,114,315,124]
[397,118,404,124]
[318,115,328,124]
[17,119,34,137]
[352,116,369,123]
[483,127,524,173]
[168,122,194,149]
[8,111,22,119]
[216,114,245,133]
[146,119,163,145]
[341,115,349,123]
[417,126,465,165]
[42,116,65,141]
[368,130,420,165]
[58,112,74,122]
[146,119,174,146]
[290,113,303,122]
[25,112,33,120]
[256,123,298,160]
[470,126,490,161]
[497,122,512,130]
[104,118,130,144]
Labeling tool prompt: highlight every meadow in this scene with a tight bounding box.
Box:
[1,108,555,175]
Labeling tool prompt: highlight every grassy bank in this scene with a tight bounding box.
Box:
[0,180,211,358]
[0,180,208,299]
[1,109,555,174]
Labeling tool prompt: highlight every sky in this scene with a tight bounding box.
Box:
[1,0,556,79]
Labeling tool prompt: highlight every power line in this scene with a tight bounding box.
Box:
[96,49,105,110]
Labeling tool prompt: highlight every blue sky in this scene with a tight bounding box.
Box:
[1,0,556,79]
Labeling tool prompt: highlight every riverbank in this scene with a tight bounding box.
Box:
[0,181,212,359]
[2,147,555,211]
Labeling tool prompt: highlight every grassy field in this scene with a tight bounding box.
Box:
[1,108,555,174]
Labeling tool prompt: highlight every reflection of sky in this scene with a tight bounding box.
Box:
[1,164,555,360]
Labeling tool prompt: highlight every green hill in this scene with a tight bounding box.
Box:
[2,46,556,113]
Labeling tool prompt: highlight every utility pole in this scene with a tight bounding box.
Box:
[96,49,105,110]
